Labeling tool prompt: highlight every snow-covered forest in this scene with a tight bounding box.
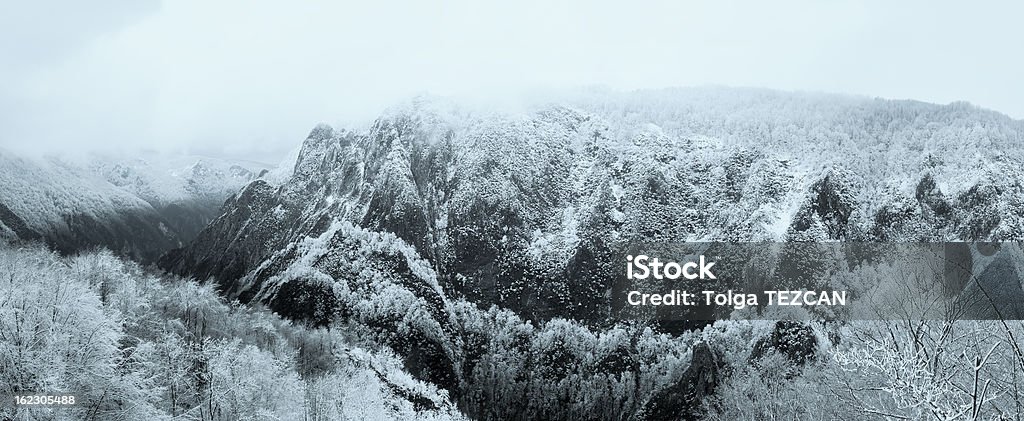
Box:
[6,244,1024,420]
[0,245,466,420]
[3,88,1024,420]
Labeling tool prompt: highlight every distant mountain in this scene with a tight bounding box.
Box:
[0,151,269,261]
[158,89,1024,415]
[163,89,1024,315]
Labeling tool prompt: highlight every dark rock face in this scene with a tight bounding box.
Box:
[790,169,858,240]
[270,277,339,328]
[956,185,1002,240]
[638,342,726,420]
[871,169,1024,243]
[916,174,951,217]
[0,202,41,241]
[750,321,817,366]
[159,180,289,289]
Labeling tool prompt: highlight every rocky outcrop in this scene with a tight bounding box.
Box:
[871,172,1021,242]
[750,321,818,366]
[637,342,727,420]
[160,180,289,289]
[0,202,41,241]
[789,168,858,240]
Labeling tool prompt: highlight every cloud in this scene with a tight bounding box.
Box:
[1,0,1021,162]
[0,0,159,75]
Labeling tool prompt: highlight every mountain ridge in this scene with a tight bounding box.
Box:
[156,90,1024,415]
[0,150,268,261]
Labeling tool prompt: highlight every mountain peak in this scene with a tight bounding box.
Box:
[307,123,335,142]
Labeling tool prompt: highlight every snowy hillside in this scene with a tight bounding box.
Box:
[78,151,268,209]
[0,150,268,261]
[0,246,467,420]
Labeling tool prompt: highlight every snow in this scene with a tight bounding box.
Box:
[0,151,156,234]
[261,143,302,185]
[0,149,267,241]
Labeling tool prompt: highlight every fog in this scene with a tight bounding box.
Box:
[1,0,1021,163]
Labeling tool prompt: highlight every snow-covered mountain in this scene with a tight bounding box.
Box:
[0,150,269,261]
[163,89,1024,312]
[158,88,1024,417]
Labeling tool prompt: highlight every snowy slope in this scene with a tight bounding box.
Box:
[0,150,268,260]
[75,151,269,208]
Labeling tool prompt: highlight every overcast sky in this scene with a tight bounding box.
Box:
[1,0,1021,163]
